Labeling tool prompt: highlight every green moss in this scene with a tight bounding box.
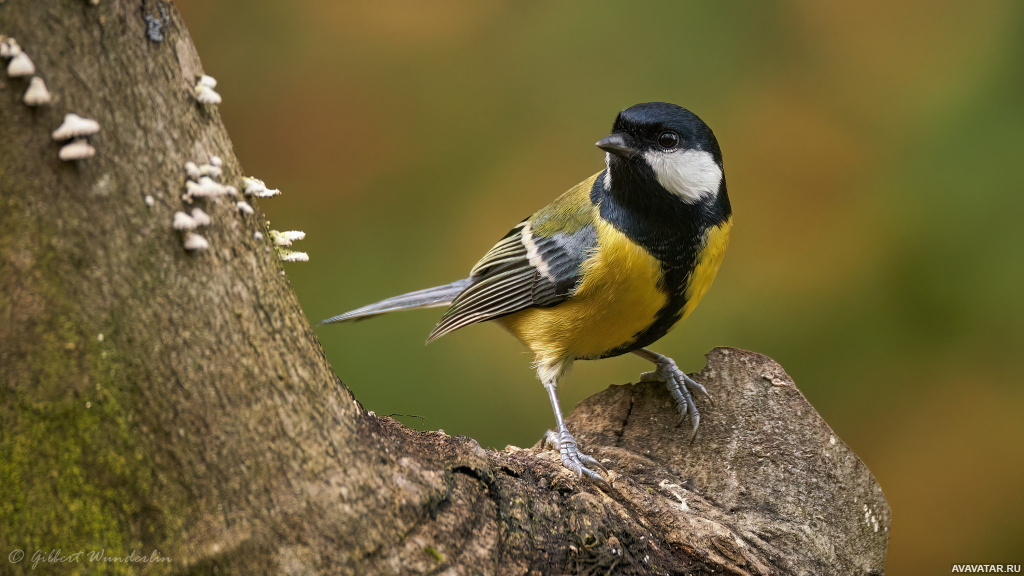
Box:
[0,329,164,575]
[423,545,444,564]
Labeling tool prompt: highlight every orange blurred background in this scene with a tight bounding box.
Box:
[176,1,1024,571]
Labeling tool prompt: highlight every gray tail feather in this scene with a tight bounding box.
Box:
[318,278,472,325]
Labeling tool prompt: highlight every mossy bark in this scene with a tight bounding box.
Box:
[0,2,890,575]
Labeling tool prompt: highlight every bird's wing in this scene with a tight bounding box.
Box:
[427,174,601,341]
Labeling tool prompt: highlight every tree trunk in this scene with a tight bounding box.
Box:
[0,2,889,575]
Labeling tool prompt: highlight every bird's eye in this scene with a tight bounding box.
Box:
[658,131,680,149]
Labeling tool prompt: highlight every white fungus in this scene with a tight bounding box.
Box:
[184,161,201,180]
[22,76,51,106]
[144,195,155,208]
[185,177,227,198]
[2,38,22,58]
[224,185,238,196]
[7,52,35,77]
[270,230,305,246]
[253,231,263,240]
[278,250,309,262]
[199,163,222,179]
[210,155,223,167]
[242,177,266,195]
[183,233,209,251]
[196,75,217,89]
[190,208,211,227]
[58,139,96,161]
[172,211,198,230]
[236,201,254,215]
[52,114,101,140]
[242,177,280,198]
[194,85,221,105]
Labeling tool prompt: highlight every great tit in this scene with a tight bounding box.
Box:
[322,102,732,488]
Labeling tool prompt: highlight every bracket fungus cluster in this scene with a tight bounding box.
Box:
[4,36,101,159]
[52,114,101,161]
[182,156,236,201]
[238,176,306,262]
[2,35,51,107]
[193,74,221,105]
[175,155,235,251]
[171,73,306,263]
[270,230,309,262]
[172,208,212,231]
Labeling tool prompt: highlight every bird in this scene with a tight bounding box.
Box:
[321,102,732,488]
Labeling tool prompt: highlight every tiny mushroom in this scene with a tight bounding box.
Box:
[242,177,280,198]
[190,208,212,227]
[7,52,35,77]
[23,76,51,106]
[195,87,222,105]
[242,177,265,195]
[199,163,222,179]
[58,139,96,161]
[172,211,198,230]
[185,177,227,198]
[183,233,209,251]
[196,75,217,89]
[270,230,305,246]
[194,84,221,105]
[3,38,22,58]
[52,114,101,140]
[278,250,309,263]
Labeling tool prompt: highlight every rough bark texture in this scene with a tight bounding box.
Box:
[0,2,890,575]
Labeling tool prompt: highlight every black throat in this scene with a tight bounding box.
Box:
[590,163,731,356]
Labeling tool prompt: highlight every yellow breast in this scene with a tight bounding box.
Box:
[498,218,667,366]
[678,217,732,322]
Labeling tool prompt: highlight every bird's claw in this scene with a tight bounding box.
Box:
[543,429,611,489]
[645,358,713,441]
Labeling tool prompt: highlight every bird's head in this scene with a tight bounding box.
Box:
[597,102,725,205]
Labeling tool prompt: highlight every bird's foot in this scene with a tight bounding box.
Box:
[543,429,611,489]
[639,358,712,441]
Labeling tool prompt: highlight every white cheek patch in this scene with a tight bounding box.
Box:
[643,149,722,204]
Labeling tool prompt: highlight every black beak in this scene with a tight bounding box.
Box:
[596,133,637,157]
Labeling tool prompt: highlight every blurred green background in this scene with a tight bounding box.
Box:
[177,1,1023,571]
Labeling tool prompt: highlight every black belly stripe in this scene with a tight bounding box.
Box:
[589,168,730,358]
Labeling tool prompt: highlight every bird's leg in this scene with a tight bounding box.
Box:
[633,348,712,441]
[541,377,610,489]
